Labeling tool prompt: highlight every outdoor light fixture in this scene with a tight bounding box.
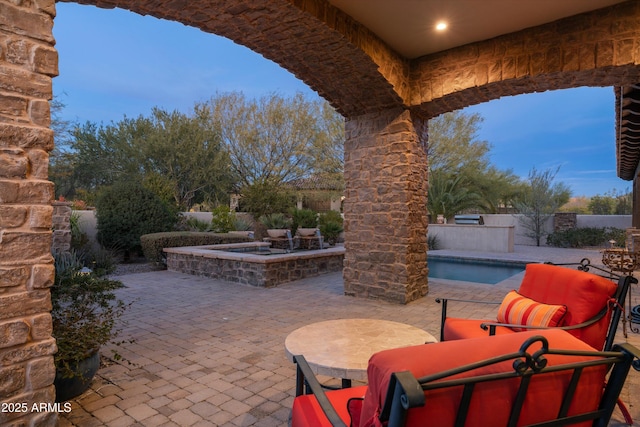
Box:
[435,21,447,31]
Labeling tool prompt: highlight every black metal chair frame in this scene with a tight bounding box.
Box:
[293,335,640,427]
[436,259,638,352]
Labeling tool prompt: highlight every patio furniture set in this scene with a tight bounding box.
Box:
[289,260,640,426]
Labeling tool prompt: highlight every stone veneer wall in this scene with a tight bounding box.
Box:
[0,1,58,425]
[51,201,72,253]
[343,109,429,303]
[166,251,344,288]
[554,212,577,232]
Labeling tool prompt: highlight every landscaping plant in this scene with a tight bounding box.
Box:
[259,213,292,230]
[52,250,130,382]
[318,211,343,245]
[95,181,178,260]
[210,205,236,232]
[291,208,317,234]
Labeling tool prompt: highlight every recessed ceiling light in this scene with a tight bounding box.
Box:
[435,21,447,31]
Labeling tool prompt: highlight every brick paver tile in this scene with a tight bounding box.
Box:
[168,397,194,413]
[147,383,179,398]
[220,399,252,417]
[190,401,220,418]
[137,413,173,427]
[81,394,122,413]
[168,408,204,426]
[104,414,137,427]
[125,403,159,421]
[92,404,126,423]
[57,251,640,426]
[147,395,172,409]
[208,410,235,426]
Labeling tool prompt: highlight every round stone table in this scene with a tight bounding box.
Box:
[285,318,437,387]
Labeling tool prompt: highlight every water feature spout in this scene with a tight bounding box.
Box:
[286,230,294,252]
[315,229,324,250]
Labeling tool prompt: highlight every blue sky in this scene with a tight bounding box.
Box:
[52,3,627,197]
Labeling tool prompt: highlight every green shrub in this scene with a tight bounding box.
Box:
[140,232,253,264]
[546,227,625,248]
[233,217,253,231]
[318,211,344,245]
[85,247,118,276]
[291,208,317,234]
[95,181,178,257]
[238,179,296,219]
[428,234,440,250]
[210,206,236,233]
[604,227,626,247]
[259,213,291,229]
[184,216,212,232]
[70,211,89,250]
[318,210,343,227]
[52,250,129,380]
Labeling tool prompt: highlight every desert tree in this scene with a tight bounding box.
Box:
[514,167,571,246]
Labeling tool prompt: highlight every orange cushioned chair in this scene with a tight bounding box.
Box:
[438,262,633,351]
[291,329,640,427]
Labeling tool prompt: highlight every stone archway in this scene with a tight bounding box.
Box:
[3,1,640,422]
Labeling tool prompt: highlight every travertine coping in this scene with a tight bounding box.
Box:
[164,242,345,263]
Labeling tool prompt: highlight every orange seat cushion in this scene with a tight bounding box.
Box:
[443,317,515,340]
[291,385,367,427]
[518,263,617,349]
[359,329,607,427]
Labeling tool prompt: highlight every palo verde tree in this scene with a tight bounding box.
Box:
[514,167,571,246]
[208,91,344,215]
[208,91,344,187]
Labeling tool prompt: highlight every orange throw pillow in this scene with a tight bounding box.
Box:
[497,290,567,332]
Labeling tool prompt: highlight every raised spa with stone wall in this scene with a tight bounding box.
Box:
[164,243,345,287]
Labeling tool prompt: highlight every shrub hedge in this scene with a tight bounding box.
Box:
[95,181,178,256]
[546,227,626,248]
[141,232,253,264]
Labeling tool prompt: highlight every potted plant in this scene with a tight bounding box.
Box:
[52,250,130,402]
[259,213,291,238]
[291,208,318,236]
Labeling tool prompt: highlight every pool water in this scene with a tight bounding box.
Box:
[428,257,527,285]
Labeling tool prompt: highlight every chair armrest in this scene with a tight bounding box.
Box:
[435,297,502,305]
[436,297,501,341]
[293,355,347,427]
[480,306,608,336]
[614,342,640,371]
[379,371,425,425]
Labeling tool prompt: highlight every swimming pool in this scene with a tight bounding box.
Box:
[428,257,527,285]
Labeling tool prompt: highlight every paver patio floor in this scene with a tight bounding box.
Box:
[58,246,640,426]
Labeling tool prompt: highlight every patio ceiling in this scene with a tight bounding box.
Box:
[328,0,636,182]
[328,0,625,59]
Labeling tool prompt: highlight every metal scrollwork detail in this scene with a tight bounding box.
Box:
[601,249,639,275]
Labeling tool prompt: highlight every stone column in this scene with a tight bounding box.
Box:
[553,212,577,232]
[0,1,58,425]
[343,108,429,304]
[51,201,72,253]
